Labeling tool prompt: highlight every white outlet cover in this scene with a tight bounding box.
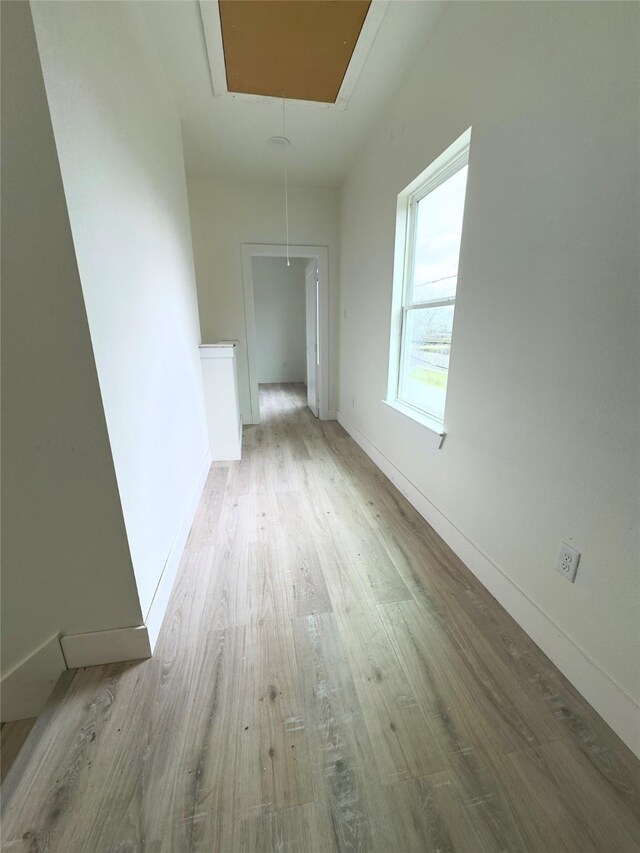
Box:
[556,542,580,582]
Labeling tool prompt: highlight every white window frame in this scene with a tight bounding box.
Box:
[385,128,472,441]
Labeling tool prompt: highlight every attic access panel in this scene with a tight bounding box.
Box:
[218,0,371,104]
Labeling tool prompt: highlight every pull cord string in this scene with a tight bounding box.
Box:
[282,94,290,266]
[285,161,290,267]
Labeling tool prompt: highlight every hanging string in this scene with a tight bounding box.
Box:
[284,163,290,267]
[282,94,290,266]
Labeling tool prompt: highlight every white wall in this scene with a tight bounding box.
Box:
[187,178,339,420]
[253,257,307,384]
[338,1,640,753]
[31,1,210,620]
[1,1,143,714]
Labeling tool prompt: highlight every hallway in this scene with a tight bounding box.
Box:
[2,384,639,851]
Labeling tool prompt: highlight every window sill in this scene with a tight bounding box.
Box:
[381,398,446,447]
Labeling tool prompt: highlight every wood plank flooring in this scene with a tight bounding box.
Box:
[2,383,639,852]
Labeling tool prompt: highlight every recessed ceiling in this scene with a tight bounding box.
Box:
[219,0,371,104]
[141,0,446,186]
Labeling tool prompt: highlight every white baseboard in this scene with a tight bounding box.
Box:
[211,417,242,462]
[60,625,151,669]
[211,442,241,461]
[326,410,338,420]
[144,448,212,650]
[210,444,240,461]
[336,409,640,758]
[1,634,66,721]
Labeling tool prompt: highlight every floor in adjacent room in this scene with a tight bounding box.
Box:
[2,383,639,852]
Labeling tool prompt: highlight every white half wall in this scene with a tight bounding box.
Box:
[187,177,340,422]
[31,1,211,622]
[253,257,307,384]
[1,1,144,718]
[338,1,640,754]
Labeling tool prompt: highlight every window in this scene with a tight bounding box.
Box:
[387,129,471,433]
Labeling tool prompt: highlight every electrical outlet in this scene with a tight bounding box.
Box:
[556,542,580,582]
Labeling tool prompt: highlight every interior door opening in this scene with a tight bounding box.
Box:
[241,244,329,425]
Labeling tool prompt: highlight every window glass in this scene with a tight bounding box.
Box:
[409,165,468,305]
[398,305,454,422]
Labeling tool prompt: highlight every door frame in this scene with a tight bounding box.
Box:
[240,243,330,424]
[304,260,319,418]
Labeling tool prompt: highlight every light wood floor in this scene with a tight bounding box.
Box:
[2,383,639,852]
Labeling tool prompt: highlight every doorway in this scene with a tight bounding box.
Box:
[241,244,329,424]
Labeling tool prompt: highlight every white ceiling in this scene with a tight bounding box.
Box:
[140,1,445,187]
